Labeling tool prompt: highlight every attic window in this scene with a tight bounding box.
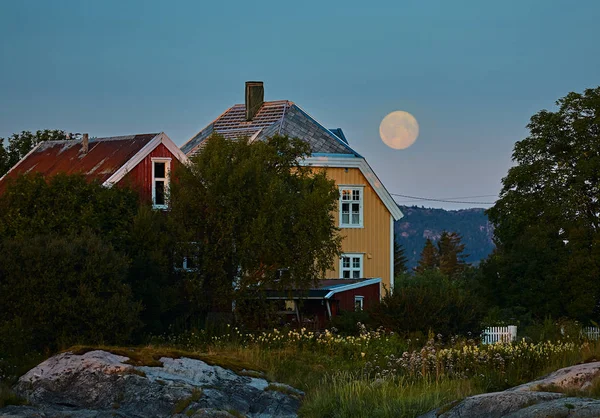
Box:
[152,158,171,209]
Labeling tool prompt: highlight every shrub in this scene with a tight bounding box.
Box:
[0,231,142,351]
[370,270,485,337]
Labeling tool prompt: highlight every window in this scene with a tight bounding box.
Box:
[339,186,363,228]
[340,253,363,279]
[354,296,364,311]
[152,158,171,209]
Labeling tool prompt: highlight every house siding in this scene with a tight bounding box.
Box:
[332,283,381,313]
[319,167,392,291]
[120,143,182,203]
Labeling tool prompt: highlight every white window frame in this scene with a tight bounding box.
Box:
[152,158,171,210]
[340,253,364,279]
[354,295,364,311]
[339,185,364,228]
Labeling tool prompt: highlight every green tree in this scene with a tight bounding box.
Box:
[437,231,468,279]
[0,232,141,350]
[414,239,438,274]
[0,173,139,248]
[486,87,600,321]
[371,270,485,336]
[169,134,342,312]
[0,130,71,176]
[394,241,408,275]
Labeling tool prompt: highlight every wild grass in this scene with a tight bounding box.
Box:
[4,325,600,417]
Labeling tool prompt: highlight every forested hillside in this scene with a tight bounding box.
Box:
[395,205,495,269]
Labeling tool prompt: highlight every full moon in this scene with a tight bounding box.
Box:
[379,111,419,150]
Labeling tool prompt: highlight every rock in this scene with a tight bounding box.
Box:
[509,362,600,392]
[506,397,600,417]
[0,350,301,418]
[419,362,600,418]
[418,391,564,418]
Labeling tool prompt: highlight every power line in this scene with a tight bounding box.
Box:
[390,192,497,205]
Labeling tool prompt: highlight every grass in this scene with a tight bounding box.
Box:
[5,328,600,417]
[173,388,203,414]
[68,345,264,374]
[0,382,27,408]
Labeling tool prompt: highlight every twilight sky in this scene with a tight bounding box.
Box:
[1,0,598,209]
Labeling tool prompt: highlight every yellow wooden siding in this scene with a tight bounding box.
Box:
[316,167,392,291]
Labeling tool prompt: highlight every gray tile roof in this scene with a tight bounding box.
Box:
[181,100,360,157]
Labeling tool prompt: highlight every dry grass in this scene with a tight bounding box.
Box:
[67,345,265,374]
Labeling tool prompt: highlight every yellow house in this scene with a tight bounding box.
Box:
[181,82,403,292]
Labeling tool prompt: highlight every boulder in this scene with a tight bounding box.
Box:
[0,350,302,418]
[420,361,600,418]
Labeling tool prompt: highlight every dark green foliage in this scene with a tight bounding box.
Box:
[370,270,485,337]
[414,239,438,274]
[0,232,141,350]
[437,231,468,279]
[486,87,600,322]
[125,206,186,336]
[395,206,494,269]
[393,241,408,275]
[170,134,342,311]
[0,129,70,176]
[0,173,139,247]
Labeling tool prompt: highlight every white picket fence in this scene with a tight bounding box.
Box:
[482,326,518,344]
[583,327,600,340]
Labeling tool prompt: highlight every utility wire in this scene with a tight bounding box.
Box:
[390,192,497,205]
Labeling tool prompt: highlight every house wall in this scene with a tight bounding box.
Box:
[120,143,182,203]
[317,167,392,291]
[332,283,381,313]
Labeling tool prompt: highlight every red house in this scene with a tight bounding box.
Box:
[0,132,188,207]
[265,278,381,329]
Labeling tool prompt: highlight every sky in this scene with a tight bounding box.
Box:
[1,0,598,209]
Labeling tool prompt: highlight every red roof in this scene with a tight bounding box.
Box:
[0,134,158,191]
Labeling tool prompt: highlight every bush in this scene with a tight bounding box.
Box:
[370,270,485,337]
[0,231,142,351]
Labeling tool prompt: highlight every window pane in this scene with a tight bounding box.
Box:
[154,162,166,178]
[342,190,351,200]
[353,257,360,268]
[351,203,360,214]
[155,180,165,205]
[343,270,350,278]
[342,257,350,268]
[342,214,350,224]
[352,270,360,279]
[342,203,350,213]
[352,213,360,224]
[352,190,360,200]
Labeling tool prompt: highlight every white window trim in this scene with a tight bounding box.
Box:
[339,185,364,228]
[354,295,364,311]
[152,157,171,210]
[340,253,364,279]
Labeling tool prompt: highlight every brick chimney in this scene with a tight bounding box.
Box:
[82,133,89,154]
[245,81,264,121]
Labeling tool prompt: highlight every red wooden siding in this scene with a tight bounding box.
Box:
[120,143,182,203]
[333,283,380,313]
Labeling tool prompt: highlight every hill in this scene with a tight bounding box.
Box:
[395,205,495,269]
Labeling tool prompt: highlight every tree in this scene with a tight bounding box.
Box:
[0,232,141,351]
[414,239,438,274]
[0,173,139,248]
[371,269,485,337]
[437,231,468,279]
[0,130,71,176]
[169,134,342,312]
[394,241,408,275]
[486,87,600,321]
